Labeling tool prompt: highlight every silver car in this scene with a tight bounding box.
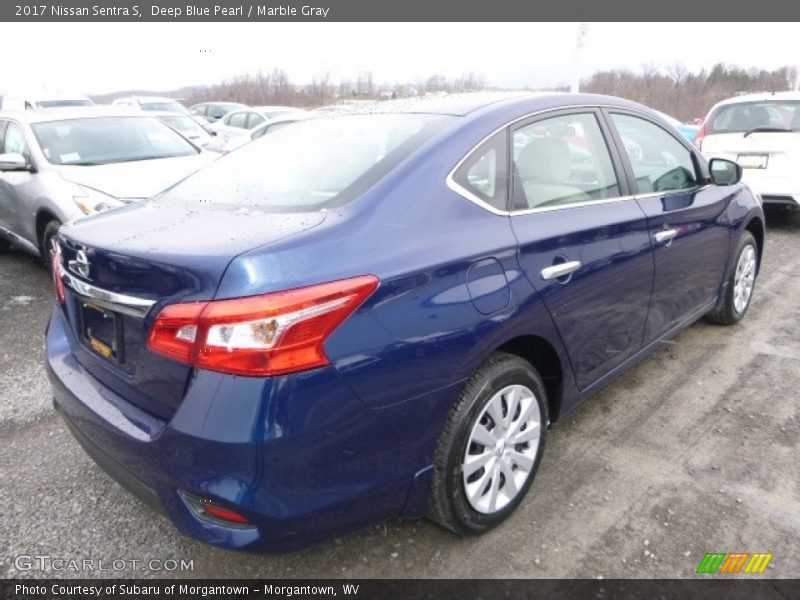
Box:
[0,108,216,263]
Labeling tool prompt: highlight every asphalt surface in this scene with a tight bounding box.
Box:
[1,209,799,579]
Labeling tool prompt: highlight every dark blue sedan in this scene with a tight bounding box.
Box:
[46,92,764,551]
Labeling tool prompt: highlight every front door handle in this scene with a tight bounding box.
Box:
[541,260,582,281]
[654,228,678,244]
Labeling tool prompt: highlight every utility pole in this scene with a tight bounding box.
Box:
[571,23,588,93]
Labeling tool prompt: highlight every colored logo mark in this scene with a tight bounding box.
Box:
[696,552,773,574]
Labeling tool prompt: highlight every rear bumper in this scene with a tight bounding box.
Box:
[46,305,446,552]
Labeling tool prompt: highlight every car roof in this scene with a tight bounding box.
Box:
[0,107,160,123]
[324,91,657,119]
[710,91,800,109]
[114,96,181,103]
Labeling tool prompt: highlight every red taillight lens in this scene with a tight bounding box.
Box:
[147,275,379,377]
[52,243,65,304]
[200,504,251,525]
[695,123,706,151]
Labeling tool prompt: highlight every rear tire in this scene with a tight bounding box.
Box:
[428,352,548,535]
[40,220,61,270]
[706,231,758,325]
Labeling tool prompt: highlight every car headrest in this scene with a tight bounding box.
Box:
[516,137,572,183]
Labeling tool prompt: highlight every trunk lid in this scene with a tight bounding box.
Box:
[58,201,327,418]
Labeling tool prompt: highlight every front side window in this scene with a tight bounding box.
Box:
[512,113,620,210]
[611,113,698,194]
[161,113,453,211]
[31,116,198,165]
[451,131,508,211]
[3,122,30,157]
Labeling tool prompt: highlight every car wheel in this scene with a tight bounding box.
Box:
[428,352,548,535]
[40,220,62,270]
[706,231,758,326]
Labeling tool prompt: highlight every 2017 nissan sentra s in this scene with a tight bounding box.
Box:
[46,93,765,551]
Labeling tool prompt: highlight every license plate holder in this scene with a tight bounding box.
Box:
[80,301,124,364]
[737,154,768,169]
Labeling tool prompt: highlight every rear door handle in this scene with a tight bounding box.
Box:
[654,228,678,244]
[541,260,582,281]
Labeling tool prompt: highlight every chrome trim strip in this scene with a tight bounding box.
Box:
[445,102,663,217]
[61,270,155,318]
[0,225,39,255]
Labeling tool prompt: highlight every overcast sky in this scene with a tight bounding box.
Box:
[2,22,798,95]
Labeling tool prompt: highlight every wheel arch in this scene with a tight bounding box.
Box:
[494,334,565,423]
[35,208,60,256]
[744,215,764,273]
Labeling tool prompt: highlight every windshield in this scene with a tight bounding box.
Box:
[32,116,199,165]
[36,99,93,109]
[140,101,190,115]
[160,116,206,137]
[707,100,800,134]
[161,113,454,211]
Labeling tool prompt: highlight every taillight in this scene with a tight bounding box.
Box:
[52,243,65,304]
[147,275,379,377]
[695,123,706,151]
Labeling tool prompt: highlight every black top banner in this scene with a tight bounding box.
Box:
[3,0,800,21]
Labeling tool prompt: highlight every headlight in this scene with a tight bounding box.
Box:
[72,185,124,215]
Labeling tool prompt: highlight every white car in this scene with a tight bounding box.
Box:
[1,93,94,111]
[699,91,800,210]
[205,113,309,153]
[207,106,305,145]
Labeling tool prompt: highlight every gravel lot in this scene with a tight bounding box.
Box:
[1,209,798,579]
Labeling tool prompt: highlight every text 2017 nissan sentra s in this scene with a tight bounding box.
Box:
[46,93,765,551]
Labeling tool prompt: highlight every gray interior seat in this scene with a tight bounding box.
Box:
[515,137,590,208]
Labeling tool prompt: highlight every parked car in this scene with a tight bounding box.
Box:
[654,110,700,145]
[189,101,247,123]
[207,106,305,143]
[154,112,214,148]
[0,108,215,262]
[698,91,800,212]
[205,112,308,153]
[47,92,764,552]
[1,93,94,111]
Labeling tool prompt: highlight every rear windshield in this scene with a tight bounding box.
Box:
[32,116,199,165]
[707,100,800,134]
[160,113,454,211]
[35,99,94,109]
[141,101,190,115]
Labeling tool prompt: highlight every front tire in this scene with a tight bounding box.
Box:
[706,231,758,325]
[428,353,548,535]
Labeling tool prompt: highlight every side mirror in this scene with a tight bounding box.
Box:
[709,158,741,186]
[0,153,30,172]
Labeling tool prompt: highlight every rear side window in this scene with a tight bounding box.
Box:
[247,113,266,128]
[611,114,698,194]
[228,112,248,128]
[708,101,800,134]
[451,131,508,211]
[512,113,620,210]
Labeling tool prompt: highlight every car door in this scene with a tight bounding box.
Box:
[509,109,654,390]
[0,120,37,243]
[606,111,730,343]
